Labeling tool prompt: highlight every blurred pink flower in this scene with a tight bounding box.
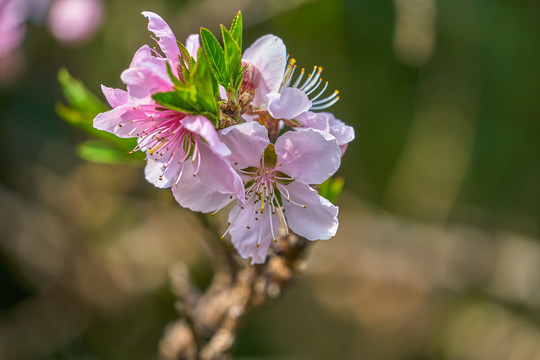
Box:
[47,0,103,44]
[0,0,26,57]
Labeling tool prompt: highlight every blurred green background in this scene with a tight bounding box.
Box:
[1,0,539,359]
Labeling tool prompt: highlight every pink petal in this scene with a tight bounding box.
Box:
[267,87,312,120]
[93,106,148,138]
[296,111,355,152]
[128,44,152,68]
[219,122,269,169]
[171,161,233,213]
[243,35,287,107]
[142,11,180,64]
[144,154,181,189]
[228,202,280,264]
[295,111,330,132]
[195,143,245,203]
[326,112,355,146]
[182,116,230,157]
[276,129,341,185]
[283,181,338,240]
[101,85,128,108]
[121,45,172,99]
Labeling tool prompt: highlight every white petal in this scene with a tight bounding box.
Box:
[276,129,341,184]
[185,34,200,59]
[243,35,287,107]
[267,87,312,120]
[326,112,355,146]
[283,181,338,240]
[228,201,280,264]
[295,111,330,132]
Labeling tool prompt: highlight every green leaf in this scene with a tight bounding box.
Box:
[192,50,219,119]
[229,11,242,49]
[317,177,345,204]
[57,68,137,150]
[58,68,107,114]
[200,28,228,86]
[153,90,199,114]
[221,25,242,91]
[78,140,144,165]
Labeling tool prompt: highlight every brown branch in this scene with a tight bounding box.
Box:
[158,216,312,360]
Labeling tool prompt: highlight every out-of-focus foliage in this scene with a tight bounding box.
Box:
[56,68,143,164]
[0,0,539,359]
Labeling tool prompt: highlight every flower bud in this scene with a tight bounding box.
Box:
[240,61,260,93]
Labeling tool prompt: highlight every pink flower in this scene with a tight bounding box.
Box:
[48,0,103,45]
[242,35,340,120]
[218,122,341,264]
[296,111,355,156]
[0,0,26,57]
[93,12,244,212]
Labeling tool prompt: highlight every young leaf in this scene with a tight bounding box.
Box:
[221,25,242,90]
[78,140,144,165]
[177,40,193,66]
[58,68,107,114]
[317,177,345,204]
[229,11,242,49]
[192,49,220,121]
[200,28,228,86]
[153,90,199,114]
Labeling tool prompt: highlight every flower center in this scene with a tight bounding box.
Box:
[127,108,202,184]
[220,155,306,248]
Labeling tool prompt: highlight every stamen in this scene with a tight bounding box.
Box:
[311,92,340,110]
[300,67,322,93]
[304,79,322,96]
[291,68,305,88]
[282,59,339,110]
[309,81,329,102]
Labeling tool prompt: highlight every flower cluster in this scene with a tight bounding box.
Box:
[93,11,354,264]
